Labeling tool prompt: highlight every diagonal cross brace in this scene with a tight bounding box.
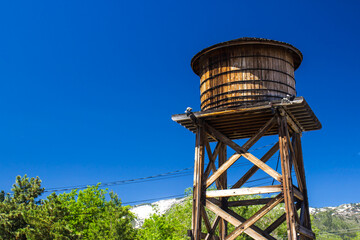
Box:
[205,200,277,240]
[187,115,282,187]
[225,194,284,240]
[204,141,224,189]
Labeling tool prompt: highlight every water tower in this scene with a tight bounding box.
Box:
[172,38,321,240]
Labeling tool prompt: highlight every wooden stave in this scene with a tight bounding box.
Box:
[197,45,297,111]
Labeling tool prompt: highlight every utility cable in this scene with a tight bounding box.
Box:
[45,167,193,192]
[44,142,278,193]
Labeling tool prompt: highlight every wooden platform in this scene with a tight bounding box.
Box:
[172,97,321,140]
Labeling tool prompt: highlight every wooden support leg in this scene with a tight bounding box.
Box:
[218,144,228,239]
[187,111,317,239]
[192,127,205,240]
[278,115,297,240]
[294,133,313,239]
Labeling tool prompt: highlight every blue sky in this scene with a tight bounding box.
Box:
[0,0,359,208]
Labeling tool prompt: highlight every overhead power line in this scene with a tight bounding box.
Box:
[44,142,278,193]
[45,167,193,192]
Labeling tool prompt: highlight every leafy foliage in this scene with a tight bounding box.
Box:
[0,175,136,240]
[136,189,193,240]
[0,175,44,239]
[1,175,359,239]
[313,208,360,240]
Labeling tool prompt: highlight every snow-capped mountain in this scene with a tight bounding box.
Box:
[131,199,360,228]
[130,198,185,228]
[310,203,360,219]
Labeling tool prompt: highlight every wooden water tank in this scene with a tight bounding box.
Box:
[191,38,303,111]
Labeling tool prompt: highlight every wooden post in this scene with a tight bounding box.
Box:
[183,106,316,240]
[278,114,297,240]
[218,144,228,239]
[192,127,205,240]
[294,133,313,239]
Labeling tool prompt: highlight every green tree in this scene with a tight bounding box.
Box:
[0,175,137,240]
[0,175,44,240]
[136,188,193,240]
[24,184,137,240]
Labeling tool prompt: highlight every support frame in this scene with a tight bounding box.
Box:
[187,107,315,240]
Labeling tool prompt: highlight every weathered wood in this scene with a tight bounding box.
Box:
[296,224,316,239]
[205,216,221,240]
[207,197,222,206]
[188,231,220,240]
[242,116,277,150]
[171,97,321,140]
[218,144,228,239]
[294,133,312,230]
[204,141,219,179]
[285,130,296,170]
[203,120,282,187]
[231,142,279,189]
[293,186,304,201]
[204,141,223,189]
[224,207,277,240]
[205,200,269,240]
[300,201,306,226]
[291,136,304,192]
[205,117,276,189]
[202,232,219,240]
[190,38,301,111]
[201,205,213,239]
[264,202,302,234]
[192,127,205,240]
[264,202,301,234]
[179,99,318,240]
[206,153,239,188]
[264,212,287,234]
[278,115,297,240]
[225,194,284,240]
[227,198,276,207]
[278,108,301,133]
[206,185,282,198]
[212,125,281,182]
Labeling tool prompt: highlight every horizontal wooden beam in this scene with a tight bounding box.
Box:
[206,185,282,198]
[227,198,276,207]
[207,197,222,206]
[205,200,269,240]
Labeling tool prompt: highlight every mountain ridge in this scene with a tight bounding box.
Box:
[131,198,360,228]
